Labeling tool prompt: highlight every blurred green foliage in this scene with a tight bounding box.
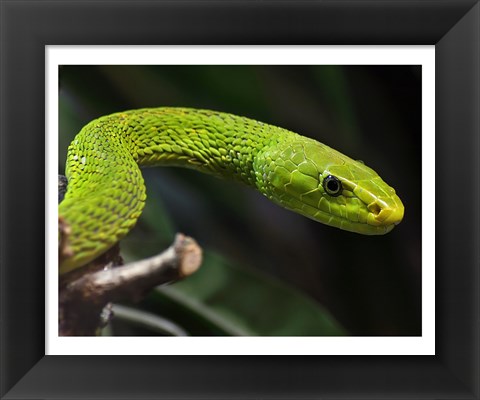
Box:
[59,65,421,336]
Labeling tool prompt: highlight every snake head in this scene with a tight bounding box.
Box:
[255,137,404,235]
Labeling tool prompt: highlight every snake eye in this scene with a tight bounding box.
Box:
[323,175,342,197]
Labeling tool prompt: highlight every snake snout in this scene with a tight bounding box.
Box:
[368,198,404,226]
[351,178,404,229]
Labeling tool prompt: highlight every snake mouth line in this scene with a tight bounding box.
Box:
[289,199,399,235]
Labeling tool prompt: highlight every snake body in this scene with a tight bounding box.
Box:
[59,107,404,274]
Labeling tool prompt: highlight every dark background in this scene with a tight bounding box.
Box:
[59,65,422,336]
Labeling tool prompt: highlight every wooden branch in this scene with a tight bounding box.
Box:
[58,174,68,203]
[58,174,203,336]
[59,233,202,336]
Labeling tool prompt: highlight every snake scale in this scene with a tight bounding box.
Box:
[59,107,404,274]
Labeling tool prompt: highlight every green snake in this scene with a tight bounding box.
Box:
[59,107,404,274]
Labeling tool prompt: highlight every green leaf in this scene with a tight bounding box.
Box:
[142,251,347,336]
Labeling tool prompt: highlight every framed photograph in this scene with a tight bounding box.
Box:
[50,50,429,353]
[1,1,479,399]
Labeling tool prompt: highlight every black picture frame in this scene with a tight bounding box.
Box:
[1,0,479,399]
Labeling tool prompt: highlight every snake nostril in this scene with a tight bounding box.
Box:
[368,202,381,216]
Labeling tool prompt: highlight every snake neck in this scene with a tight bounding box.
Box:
[106,107,296,187]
